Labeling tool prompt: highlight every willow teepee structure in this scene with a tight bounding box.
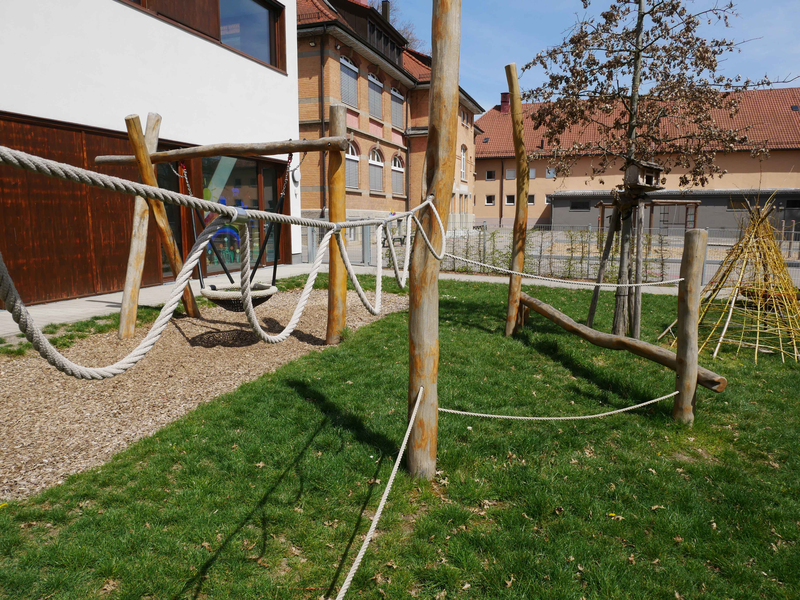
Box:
[694,197,800,363]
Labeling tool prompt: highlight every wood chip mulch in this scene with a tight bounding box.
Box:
[0,290,408,501]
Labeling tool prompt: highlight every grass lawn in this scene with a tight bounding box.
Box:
[0,279,797,599]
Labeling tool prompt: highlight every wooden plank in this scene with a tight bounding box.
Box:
[673,229,708,424]
[124,115,200,318]
[95,136,350,166]
[119,113,161,339]
[519,292,726,393]
[407,0,460,480]
[504,63,530,337]
[326,106,347,345]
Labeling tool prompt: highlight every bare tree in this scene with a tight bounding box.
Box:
[522,0,774,337]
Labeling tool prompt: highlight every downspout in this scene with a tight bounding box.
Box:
[499,157,504,228]
[320,26,327,218]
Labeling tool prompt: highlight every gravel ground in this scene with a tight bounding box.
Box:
[0,290,408,501]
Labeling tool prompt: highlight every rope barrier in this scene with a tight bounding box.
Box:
[333,387,424,600]
[439,390,679,421]
[445,253,684,289]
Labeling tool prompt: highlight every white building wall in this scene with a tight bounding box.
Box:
[0,0,304,256]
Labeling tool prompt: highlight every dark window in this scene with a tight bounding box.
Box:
[527,194,535,205]
[570,201,590,211]
[486,170,496,181]
[505,195,515,206]
[786,199,800,209]
[485,195,495,206]
[220,0,284,68]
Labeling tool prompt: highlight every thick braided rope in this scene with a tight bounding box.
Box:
[0,218,226,379]
[439,390,679,421]
[384,215,413,289]
[335,227,382,316]
[0,145,336,230]
[445,253,683,288]
[238,224,336,343]
[334,387,424,600]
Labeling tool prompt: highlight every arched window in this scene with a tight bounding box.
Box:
[390,88,404,128]
[345,141,360,189]
[368,73,383,119]
[391,155,405,195]
[340,57,358,108]
[460,145,467,181]
[369,148,384,192]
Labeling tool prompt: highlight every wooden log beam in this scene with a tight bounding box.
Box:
[519,292,726,393]
[326,106,347,345]
[95,136,350,166]
[119,112,161,339]
[124,115,200,318]
[407,0,460,480]
[674,229,708,424]
[504,62,530,337]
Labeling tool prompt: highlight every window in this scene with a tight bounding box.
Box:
[369,148,384,191]
[546,167,557,179]
[787,199,800,209]
[340,57,358,108]
[368,74,383,119]
[505,169,516,180]
[390,88,404,128]
[527,194,535,205]
[545,196,551,205]
[505,195,515,206]
[345,142,360,189]
[529,167,536,179]
[486,170,496,181]
[570,201,591,211]
[460,146,467,181]
[391,155,404,195]
[220,0,284,69]
[485,195,495,206]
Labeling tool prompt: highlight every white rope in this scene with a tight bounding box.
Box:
[238,224,336,343]
[0,218,225,379]
[445,253,684,289]
[439,390,679,421]
[333,387,424,600]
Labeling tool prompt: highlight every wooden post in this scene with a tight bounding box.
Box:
[326,105,347,344]
[598,204,605,250]
[788,220,796,256]
[673,228,708,425]
[504,62,530,337]
[125,115,200,318]
[407,0,459,480]
[632,198,645,339]
[587,206,619,328]
[648,202,654,252]
[119,113,161,339]
[612,206,633,336]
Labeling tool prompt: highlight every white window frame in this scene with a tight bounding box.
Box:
[369,148,384,192]
[505,168,516,180]
[460,146,467,181]
[391,155,405,195]
[345,142,360,189]
[368,73,383,119]
[529,167,536,179]
[486,170,496,181]
[527,194,535,205]
[340,57,359,108]
[390,88,404,128]
[485,195,495,206]
[505,195,515,206]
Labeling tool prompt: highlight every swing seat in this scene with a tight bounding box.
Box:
[201,283,278,313]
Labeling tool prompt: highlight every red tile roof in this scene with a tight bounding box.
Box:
[402,48,431,82]
[475,88,800,158]
[297,0,340,26]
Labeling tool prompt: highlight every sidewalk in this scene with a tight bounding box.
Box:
[0,264,679,341]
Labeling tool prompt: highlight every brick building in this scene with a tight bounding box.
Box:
[296,0,483,227]
[474,88,800,230]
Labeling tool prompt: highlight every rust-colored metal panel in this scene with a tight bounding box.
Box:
[151,0,220,40]
[83,133,162,294]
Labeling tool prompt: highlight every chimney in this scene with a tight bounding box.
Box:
[382,1,390,21]
[500,92,510,114]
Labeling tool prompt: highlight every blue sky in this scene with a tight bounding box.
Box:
[392,0,800,114]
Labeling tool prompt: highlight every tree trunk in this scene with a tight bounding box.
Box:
[632,198,645,339]
[612,207,632,336]
[587,206,619,328]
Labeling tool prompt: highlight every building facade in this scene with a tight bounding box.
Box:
[296,0,483,229]
[0,0,301,305]
[474,89,800,230]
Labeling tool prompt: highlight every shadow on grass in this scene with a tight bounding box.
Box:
[174,419,327,600]
[171,316,325,348]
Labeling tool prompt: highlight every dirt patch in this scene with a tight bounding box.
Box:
[0,290,408,501]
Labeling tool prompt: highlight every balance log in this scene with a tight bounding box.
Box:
[519,293,727,393]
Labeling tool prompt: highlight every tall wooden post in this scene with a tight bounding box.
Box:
[673,228,707,425]
[504,62,529,337]
[407,0,460,480]
[612,206,633,336]
[119,113,161,339]
[124,115,200,319]
[326,105,347,344]
[632,198,645,339]
[587,206,619,328]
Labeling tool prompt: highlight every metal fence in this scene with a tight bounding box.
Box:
[301,223,800,288]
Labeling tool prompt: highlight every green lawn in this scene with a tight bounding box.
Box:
[0,279,797,599]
